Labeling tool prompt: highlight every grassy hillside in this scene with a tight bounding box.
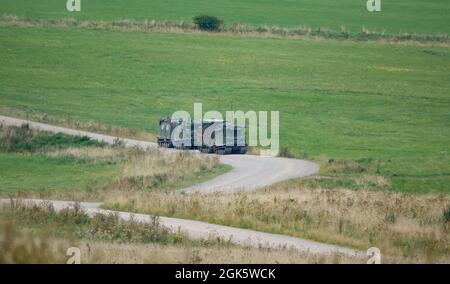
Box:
[0,0,449,35]
[1,26,449,193]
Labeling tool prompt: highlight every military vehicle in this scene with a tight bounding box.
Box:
[157,118,247,154]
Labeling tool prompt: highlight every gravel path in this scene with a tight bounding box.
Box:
[0,115,364,258]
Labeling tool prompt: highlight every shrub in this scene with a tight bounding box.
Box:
[444,205,450,223]
[279,146,294,158]
[193,15,222,32]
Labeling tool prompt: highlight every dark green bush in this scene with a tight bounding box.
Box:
[193,15,222,31]
[444,205,450,223]
[278,146,294,158]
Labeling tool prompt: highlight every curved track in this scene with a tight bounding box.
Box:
[0,115,364,258]
[0,115,319,194]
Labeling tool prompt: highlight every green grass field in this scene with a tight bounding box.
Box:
[0,126,119,192]
[0,153,118,192]
[0,0,449,35]
[1,26,449,193]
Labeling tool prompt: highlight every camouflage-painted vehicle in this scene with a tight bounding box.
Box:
[157,118,247,155]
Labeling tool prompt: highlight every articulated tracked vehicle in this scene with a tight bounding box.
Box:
[157,118,247,155]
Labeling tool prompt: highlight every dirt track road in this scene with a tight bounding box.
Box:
[0,115,364,258]
[0,115,319,193]
[0,198,364,258]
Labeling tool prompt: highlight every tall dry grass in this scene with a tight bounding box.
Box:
[103,182,450,263]
[0,221,67,264]
[0,200,364,264]
[92,147,220,194]
[0,200,187,245]
[1,200,363,264]
[75,241,365,264]
[0,200,185,263]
